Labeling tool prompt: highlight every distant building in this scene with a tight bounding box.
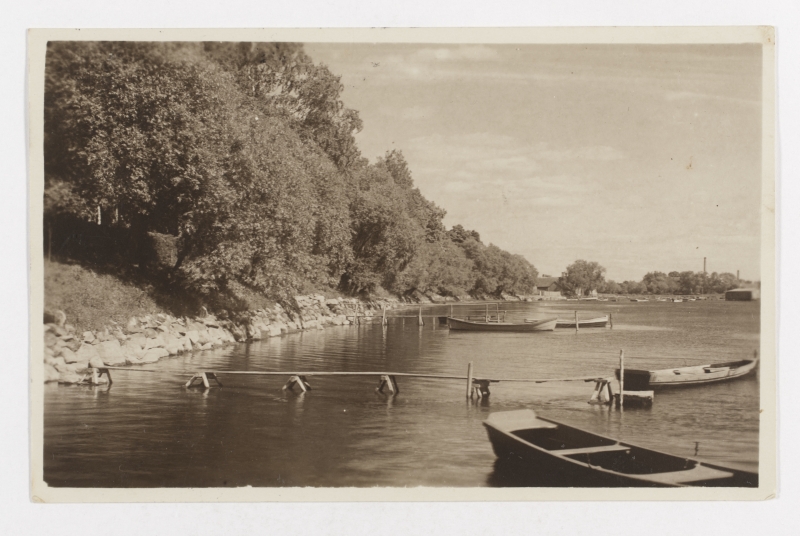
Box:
[725,288,760,301]
[536,277,563,299]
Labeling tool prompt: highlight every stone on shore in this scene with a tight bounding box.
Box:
[58,371,84,384]
[44,364,60,382]
[141,348,169,363]
[127,333,147,350]
[60,347,78,364]
[82,331,95,343]
[144,335,166,350]
[96,339,126,366]
[74,343,100,365]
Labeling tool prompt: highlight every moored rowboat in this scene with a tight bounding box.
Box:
[483,409,757,487]
[524,315,609,328]
[616,352,759,389]
[448,317,557,332]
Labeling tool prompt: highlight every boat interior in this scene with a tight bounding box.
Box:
[511,425,748,485]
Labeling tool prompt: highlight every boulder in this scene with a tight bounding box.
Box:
[163,334,183,355]
[144,335,166,350]
[186,330,200,344]
[96,339,126,366]
[44,330,59,348]
[89,355,106,369]
[74,343,100,365]
[60,347,78,364]
[112,330,128,342]
[248,325,262,340]
[141,348,168,363]
[44,364,60,382]
[82,331,96,343]
[200,342,214,351]
[49,356,67,370]
[122,344,146,365]
[143,328,158,339]
[58,371,84,384]
[195,329,209,344]
[268,325,282,337]
[181,336,193,352]
[127,333,147,350]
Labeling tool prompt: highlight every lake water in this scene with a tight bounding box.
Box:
[43,299,760,487]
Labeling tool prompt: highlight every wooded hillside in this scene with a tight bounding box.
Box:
[44,42,539,310]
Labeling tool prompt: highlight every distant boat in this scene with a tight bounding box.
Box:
[448,317,557,332]
[483,409,757,487]
[616,352,759,389]
[672,298,683,302]
[630,298,648,302]
[525,315,608,329]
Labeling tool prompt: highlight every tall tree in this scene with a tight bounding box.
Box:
[558,260,606,296]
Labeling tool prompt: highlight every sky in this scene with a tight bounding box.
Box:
[304,43,763,282]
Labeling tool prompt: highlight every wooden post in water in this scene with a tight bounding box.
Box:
[418,306,424,326]
[466,362,474,399]
[485,304,489,323]
[450,304,453,317]
[575,310,579,332]
[609,312,613,329]
[382,305,387,326]
[618,349,625,409]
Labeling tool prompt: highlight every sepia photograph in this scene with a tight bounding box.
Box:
[28,27,775,501]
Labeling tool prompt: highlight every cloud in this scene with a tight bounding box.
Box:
[413,46,500,62]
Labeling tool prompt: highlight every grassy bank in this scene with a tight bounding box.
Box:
[44,260,184,333]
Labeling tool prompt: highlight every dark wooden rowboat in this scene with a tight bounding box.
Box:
[484,409,757,487]
[616,352,759,390]
[447,317,557,332]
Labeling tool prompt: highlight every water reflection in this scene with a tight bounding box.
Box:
[44,300,760,487]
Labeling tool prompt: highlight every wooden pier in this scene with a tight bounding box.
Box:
[92,363,611,401]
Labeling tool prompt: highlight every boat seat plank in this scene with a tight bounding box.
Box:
[642,464,733,484]
[555,444,631,456]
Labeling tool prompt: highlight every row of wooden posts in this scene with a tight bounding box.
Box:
[83,358,640,406]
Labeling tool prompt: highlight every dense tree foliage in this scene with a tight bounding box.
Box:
[43,41,539,307]
[558,260,606,297]
[599,270,743,295]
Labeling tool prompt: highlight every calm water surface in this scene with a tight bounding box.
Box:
[44,300,760,487]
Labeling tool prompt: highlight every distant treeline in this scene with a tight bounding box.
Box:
[555,261,748,297]
[44,42,538,307]
[599,271,746,295]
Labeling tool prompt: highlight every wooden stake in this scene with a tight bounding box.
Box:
[418,306,424,326]
[619,350,625,409]
[450,304,453,317]
[283,375,310,392]
[201,372,211,389]
[376,374,399,395]
[485,304,489,323]
[609,313,613,329]
[575,310,579,332]
[466,362,474,399]
[382,305,387,326]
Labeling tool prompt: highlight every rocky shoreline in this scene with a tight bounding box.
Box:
[43,295,399,385]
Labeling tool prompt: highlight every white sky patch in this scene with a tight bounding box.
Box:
[306,43,762,281]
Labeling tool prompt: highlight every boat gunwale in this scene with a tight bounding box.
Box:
[483,411,756,487]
